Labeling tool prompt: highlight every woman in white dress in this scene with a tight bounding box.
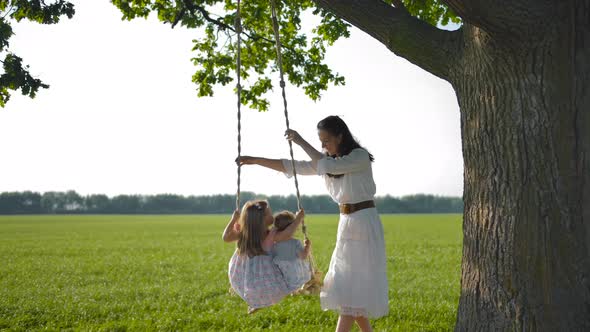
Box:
[237,115,388,332]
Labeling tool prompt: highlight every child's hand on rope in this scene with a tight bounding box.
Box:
[295,208,305,221]
[284,129,303,145]
[304,238,311,248]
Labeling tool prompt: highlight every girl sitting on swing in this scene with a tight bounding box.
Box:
[271,210,312,291]
[222,200,306,313]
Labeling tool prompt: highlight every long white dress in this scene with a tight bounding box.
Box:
[281,148,389,318]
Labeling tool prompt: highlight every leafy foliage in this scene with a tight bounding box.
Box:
[0,1,74,107]
[1,1,459,109]
[112,0,349,111]
[111,0,458,111]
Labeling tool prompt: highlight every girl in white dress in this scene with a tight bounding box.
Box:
[237,115,388,332]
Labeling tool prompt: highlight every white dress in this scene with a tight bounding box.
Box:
[282,148,389,318]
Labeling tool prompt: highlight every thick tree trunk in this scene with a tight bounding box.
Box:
[451,3,590,330]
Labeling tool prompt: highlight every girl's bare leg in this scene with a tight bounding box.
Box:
[336,315,355,332]
[354,316,373,332]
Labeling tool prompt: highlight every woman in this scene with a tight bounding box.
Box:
[237,115,388,332]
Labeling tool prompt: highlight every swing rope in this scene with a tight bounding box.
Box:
[268,0,302,214]
[234,0,322,294]
[269,0,321,292]
[235,0,243,211]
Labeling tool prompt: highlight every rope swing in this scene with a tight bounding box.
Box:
[234,0,243,211]
[234,0,323,295]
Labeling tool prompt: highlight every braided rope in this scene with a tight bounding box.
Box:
[235,0,243,211]
[269,0,318,276]
[269,0,301,212]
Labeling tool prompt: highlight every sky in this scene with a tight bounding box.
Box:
[0,1,463,198]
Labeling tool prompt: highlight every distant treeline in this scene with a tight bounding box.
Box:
[0,191,463,215]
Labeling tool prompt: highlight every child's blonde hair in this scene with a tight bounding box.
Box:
[274,210,296,232]
[237,200,269,258]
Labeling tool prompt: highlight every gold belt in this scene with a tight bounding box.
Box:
[339,200,375,215]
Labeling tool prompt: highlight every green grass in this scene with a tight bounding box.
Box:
[0,214,462,331]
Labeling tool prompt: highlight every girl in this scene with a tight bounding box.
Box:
[222,200,305,313]
[237,116,388,332]
[271,211,312,291]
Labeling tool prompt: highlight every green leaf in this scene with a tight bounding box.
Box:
[0,0,75,107]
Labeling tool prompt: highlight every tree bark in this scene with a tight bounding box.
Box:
[315,0,590,330]
[442,0,555,38]
[450,1,590,329]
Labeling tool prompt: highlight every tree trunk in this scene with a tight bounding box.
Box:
[451,3,590,330]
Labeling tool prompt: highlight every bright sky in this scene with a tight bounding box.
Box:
[0,1,463,198]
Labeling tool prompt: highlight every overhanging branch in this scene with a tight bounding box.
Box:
[313,0,461,81]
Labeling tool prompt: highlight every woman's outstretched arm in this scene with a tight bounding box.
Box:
[222,209,241,242]
[285,129,323,161]
[236,157,286,172]
[237,155,319,177]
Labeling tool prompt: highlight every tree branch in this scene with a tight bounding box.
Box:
[173,0,297,53]
[313,0,461,81]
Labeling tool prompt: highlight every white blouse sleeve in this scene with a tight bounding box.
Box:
[316,148,371,175]
[281,159,319,178]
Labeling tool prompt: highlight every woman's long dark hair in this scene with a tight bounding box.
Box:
[317,115,374,178]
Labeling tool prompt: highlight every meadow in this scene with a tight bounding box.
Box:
[0,214,462,331]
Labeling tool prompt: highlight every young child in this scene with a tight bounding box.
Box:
[222,200,305,313]
[271,211,312,292]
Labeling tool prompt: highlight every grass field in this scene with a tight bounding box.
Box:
[0,214,462,331]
